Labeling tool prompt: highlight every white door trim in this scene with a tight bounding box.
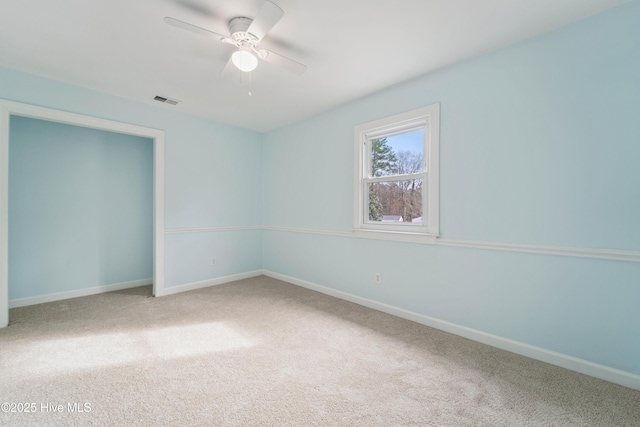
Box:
[0,99,165,328]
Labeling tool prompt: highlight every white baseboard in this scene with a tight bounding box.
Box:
[162,270,263,296]
[262,270,640,391]
[9,278,153,309]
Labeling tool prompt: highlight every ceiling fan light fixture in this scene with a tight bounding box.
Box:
[232,50,258,72]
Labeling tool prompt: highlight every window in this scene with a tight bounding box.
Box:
[353,104,439,240]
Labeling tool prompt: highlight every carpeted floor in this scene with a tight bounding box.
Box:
[1,276,639,426]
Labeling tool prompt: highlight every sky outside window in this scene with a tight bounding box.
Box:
[386,129,423,158]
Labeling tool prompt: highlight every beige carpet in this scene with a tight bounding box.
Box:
[1,276,639,426]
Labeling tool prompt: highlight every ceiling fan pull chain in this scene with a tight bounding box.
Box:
[248,72,253,97]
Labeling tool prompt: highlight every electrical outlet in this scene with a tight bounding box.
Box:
[211,258,217,266]
[374,272,381,285]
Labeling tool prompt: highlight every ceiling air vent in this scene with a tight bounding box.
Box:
[153,95,180,106]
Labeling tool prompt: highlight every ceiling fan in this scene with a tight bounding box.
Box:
[164,0,307,75]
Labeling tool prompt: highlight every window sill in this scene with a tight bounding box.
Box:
[353,229,438,244]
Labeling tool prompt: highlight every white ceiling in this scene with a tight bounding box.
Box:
[0,0,628,132]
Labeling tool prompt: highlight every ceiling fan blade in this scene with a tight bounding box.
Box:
[261,49,307,75]
[164,17,227,40]
[221,56,236,76]
[247,1,284,42]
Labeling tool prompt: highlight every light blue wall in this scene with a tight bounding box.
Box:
[262,1,640,375]
[9,117,153,299]
[165,230,261,287]
[1,66,263,290]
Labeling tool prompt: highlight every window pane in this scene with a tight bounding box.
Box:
[368,179,423,223]
[370,129,424,177]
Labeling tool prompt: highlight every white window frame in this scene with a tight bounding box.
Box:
[353,104,439,243]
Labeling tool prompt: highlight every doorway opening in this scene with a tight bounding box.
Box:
[0,99,165,328]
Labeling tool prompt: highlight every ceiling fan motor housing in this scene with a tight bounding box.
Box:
[229,17,257,43]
